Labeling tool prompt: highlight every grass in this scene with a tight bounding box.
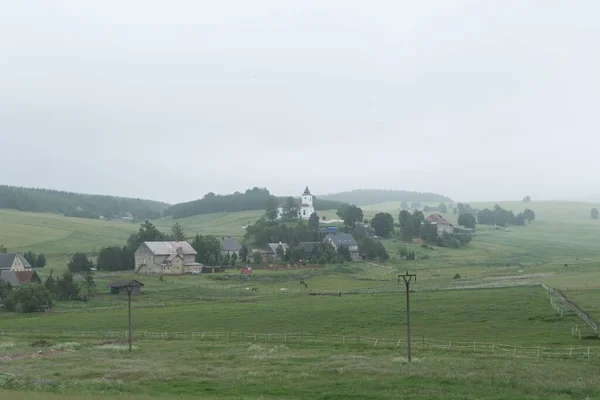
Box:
[3,200,600,398]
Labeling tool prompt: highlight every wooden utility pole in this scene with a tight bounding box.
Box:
[398,271,417,361]
[126,283,133,352]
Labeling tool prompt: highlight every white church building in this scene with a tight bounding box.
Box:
[277,186,315,220]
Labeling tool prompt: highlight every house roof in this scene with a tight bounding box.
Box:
[298,242,320,253]
[142,241,197,256]
[0,253,32,270]
[303,186,311,195]
[426,213,452,226]
[267,242,289,254]
[326,233,358,247]
[219,237,242,252]
[108,279,144,288]
[0,270,39,287]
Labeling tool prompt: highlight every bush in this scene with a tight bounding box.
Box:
[453,273,461,279]
[6,284,52,313]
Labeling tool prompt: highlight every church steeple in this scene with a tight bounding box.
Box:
[303,186,311,195]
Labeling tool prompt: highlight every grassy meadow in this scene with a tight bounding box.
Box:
[2,200,600,398]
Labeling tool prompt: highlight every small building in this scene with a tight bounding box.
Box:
[266,242,289,260]
[135,241,203,275]
[324,233,360,261]
[426,213,454,236]
[219,237,242,257]
[0,270,41,287]
[108,280,144,295]
[0,253,33,272]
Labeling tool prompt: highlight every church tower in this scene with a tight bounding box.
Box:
[300,186,315,220]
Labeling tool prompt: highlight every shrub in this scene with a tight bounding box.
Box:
[453,273,461,279]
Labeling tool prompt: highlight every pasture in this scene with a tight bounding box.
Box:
[2,200,600,398]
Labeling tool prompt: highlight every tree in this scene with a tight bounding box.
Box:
[0,244,6,253]
[5,284,52,313]
[370,212,394,238]
[191,234,222,265]
[453,207,458,215]
[281,197,299,220]
[36,254,46,268]
[276,245,285,260]
[515,213,526,226]
[339,205,363,229]
[412,210,424,236]
[222,253,231,266]
[439,203,448,213]
[477,208,495,225]
[410,201,421,209]
[239,244,249,262]
[523,196,532,203]
[171,222,186,241]
[400,217,415,242]
[23,251,37,268]
[252,251,263,264]
[67,253,93,273]
[308,212,320,239]
[337,245,351,262]
[457,213,476,229]
[523,208,535,222]
[84,269,96,297]
[420,221,438,243]
[96,246,130,271]
[358,237,389,261]
[398,210,412,229]
[56,272,81,300]
[401,200,409,209]
[592,208,599,220]
[265,196,280,221]
[230,253,238,266]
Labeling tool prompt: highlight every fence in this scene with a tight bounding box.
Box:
[542,284,598,335]
[1,328,598,360]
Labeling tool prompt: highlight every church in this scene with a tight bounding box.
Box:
[278,186,315,220]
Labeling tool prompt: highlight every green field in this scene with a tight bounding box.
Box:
[2,201,600,398]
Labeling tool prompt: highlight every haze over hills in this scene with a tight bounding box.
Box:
[320,189,452,206]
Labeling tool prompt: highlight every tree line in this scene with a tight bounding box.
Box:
[0,246,47,268]
[164,187,346,219]
[319,189,452,205]
[477,205,535,226]
[0,185,168,220]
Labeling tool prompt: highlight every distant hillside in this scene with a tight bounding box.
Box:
[163,187,346,219]
[0,185,169,220]
[320,189,452,205]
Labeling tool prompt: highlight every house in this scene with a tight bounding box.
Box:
[0,253,33,272]
[0,270,41,287]
[219,237,242,257]
[266,242,289,260]
[134,241,203,275]
[324,233,360,261]
[277,186,315,220]
[426,213,454,235]
[108,279,144,295]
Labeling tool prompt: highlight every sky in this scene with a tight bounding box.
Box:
[2,1,600,204]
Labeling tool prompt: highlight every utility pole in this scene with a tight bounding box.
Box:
[126,283,133,352]
[398,271,417,361]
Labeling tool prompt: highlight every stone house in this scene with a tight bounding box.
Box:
[324,233,360,261]
[135,241,203,275]
[425,213,454,236]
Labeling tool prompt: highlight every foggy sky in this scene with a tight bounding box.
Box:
[2,1,600,204]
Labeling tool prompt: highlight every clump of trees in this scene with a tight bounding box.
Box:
[370,212,394,238]
[22,251,46,268]
[592,208,599,220]
[336,204,364,229]
[358,237,389,261]
[457,213,476,229]
[478,205,535,227]
[398,210,424,241]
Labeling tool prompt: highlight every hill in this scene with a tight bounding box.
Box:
[320,189,452,205]
[163,187,346,219]
[0,185,169,220]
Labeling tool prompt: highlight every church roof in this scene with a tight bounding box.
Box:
[303,186,311,195]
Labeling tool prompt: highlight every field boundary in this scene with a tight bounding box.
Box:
[542,284,598,335]
[1,328,598,360]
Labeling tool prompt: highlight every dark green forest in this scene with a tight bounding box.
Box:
[320,189,452,205]
[0,185,169,220]
[163,187,346,219]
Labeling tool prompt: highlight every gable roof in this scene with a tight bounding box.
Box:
[426,213,452,226]
[326,233,358,247]
[108,279,144,288]
[267,242,289,254]
[0,253,32,270]
[0,270,39,287]
[142,242,197,256]
[303,186,311,195]
[219,237,242,252]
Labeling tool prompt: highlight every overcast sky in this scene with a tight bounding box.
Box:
[2,1,599,204]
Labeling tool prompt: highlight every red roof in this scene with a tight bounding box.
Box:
[14,271,40,284]
[426,213,452,225]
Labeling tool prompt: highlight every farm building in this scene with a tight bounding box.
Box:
[135,241,203,275]
[426,213,454,235]
[219,237,242,257]
[108,279,144,295]
[266,242,289,260]
[0,253,33,272]
[324,233,360,261]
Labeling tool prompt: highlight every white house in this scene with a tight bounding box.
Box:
[425,213,454,235]
[277,186,315,220]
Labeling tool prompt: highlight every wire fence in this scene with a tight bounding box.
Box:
[0,328,598,360]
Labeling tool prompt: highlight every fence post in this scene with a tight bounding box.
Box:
[492,343,494,353]
[285,334,287,342]
[448,341,451,349]
[473,342,476,352]
[397,339,401,347]
[357,333,360,344]
[343,335,346,344]
[513,346,516,355]
[301,329,303,342]
[569,348,573,357]
[373,339,378,347]
[537,346,540,357]
[588,347,590,359]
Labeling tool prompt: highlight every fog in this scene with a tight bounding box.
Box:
[1,1,599,204]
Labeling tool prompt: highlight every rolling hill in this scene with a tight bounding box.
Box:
[320,189,452,205]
